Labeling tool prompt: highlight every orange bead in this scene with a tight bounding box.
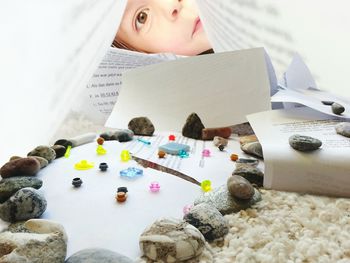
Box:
[230,154,239,161]
[116,192,127,202]
[158,150,166,158]
[97,137,105,145]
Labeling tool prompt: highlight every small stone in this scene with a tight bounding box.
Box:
[231,122,255,136]
[0,187,47,222]
[236,157,259,167]
[335,122,350,138]
[241,141,264,159]
[289,134,322,152]
[65,248,133,263]
[0,158,41,178]
[233,163,264,187]
[331,102,345,115]
[182,113,205,139]
[202,127,231,140]
[128,117,155,136]
[54,139,73,148]
[140,218,205,262]
[0,219,67,263]
[321,100,334,106]
[51,145,66,159]
[227,175,254,200]
[239,134,259,145]
[31,156,49,169]
[0,177,43,203]
[28,146,56,162]
[100,129,134,142]
[213,136,228,147]
[194,185,262,215]
[184,203,229,241]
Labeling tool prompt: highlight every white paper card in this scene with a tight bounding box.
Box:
[106,48,272,131]
[247,107,350,197]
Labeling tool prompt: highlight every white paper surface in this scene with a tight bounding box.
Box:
[0,0,127,164]
[247,107,350,197]
[106,48,272,131]
[196,0,350,97]
[0,132,254,259]
[272,88,350,119]
[73,48,179,124]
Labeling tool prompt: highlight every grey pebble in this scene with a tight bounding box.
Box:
[28,146,56,162]
[331,102,345,115]
[128,117,155,136]
[236,157,259,167]
[233,163,264,187]
[0,187,47,222]
[335,122,350,138]
[184,203,229,241]
[241,141,264,159]
[289,134,322,152]
[51,145,66,159]
[194,185,262,215]
[0,177,43,203]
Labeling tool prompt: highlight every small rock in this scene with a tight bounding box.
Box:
[241,141,264,159]
[182,113,205,139]
[239,134,259,145]
[65,248,133,263]
[236,157,259,167]
[0,219,67,263]
[51,145,66,159]
[0,158,41,178]
[213,136,228,147]
[289,134,322,152]
[140,218,205,262]
[331,102,345,115]
[54,139,73,148]
[231,122,255,136]
[31,156,49,169]
[227,175,254,200]
[184,203,229,241]
[233,163,264,187]
[100,129,134,142]
[321,100,334,106]
[28,146,56,162]
[128,117,155,136]
[0,187,47,222]
[0,177,43,203]
[194,185,261,215]
[202,127,231,140]
[335,122,350,138]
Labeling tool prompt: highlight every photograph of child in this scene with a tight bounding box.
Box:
[113,0,213,56]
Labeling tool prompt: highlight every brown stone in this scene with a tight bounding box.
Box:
[0,158,41,178]
[182,113,205,139]
[227,175,255,200]
[202,127,231,140]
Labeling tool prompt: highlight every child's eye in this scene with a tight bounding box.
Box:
[135,9,149,31]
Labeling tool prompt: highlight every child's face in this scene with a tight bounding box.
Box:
[116,0,211,55]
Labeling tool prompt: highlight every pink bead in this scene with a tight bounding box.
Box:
[149,181,160,192]
[183,204,193,215]
[202,149,211,157]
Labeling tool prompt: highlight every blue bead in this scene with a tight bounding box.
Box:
[120,167,143,179]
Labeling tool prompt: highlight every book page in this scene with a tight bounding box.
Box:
[0,0,127,163]
[106,48,272,131]
[196,0,350,97]
[73,48,179,124]
[247,107,350,197]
